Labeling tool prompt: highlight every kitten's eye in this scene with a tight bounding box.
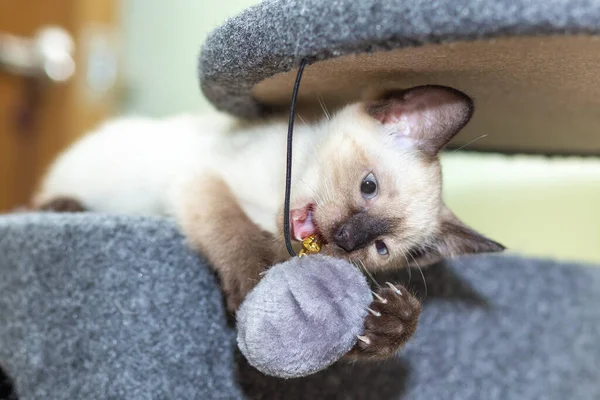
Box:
[375,240,388,256]
[360,172,378,199]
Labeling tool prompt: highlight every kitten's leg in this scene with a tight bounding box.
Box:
[34,196,87,212]
[174,174,282,313]
[347,283,421,360]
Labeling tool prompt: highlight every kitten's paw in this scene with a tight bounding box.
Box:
[347,282,421,360]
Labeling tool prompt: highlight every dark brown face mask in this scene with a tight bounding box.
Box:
[332,212,398,253]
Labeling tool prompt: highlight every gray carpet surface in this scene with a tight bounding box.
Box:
[0,213,241,400]
[1,213,599,399]
[198,0,600,118]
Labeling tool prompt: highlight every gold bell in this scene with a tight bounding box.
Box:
[298,234,322,257]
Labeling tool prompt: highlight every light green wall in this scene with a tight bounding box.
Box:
[120,0,260,116]
[442,153,600,264]
[119,1,600,264]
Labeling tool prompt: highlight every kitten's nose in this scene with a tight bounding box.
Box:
[333,224,354,252]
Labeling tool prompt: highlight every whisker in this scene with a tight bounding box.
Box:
[298,178,324,206]
[451,134,489,153]
[297,113,309,127]
[351,259,373,287]
[359,259,381,288]
[407,250,427,301]
[349,259,363,274]
[351,257,364,274]
[318,94,331,121]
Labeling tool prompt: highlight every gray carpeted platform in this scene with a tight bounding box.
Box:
[199,0,600,155]
[1,213,599,399]
[199,0,600,119]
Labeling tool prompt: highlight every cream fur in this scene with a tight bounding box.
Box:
[35,111,322,233]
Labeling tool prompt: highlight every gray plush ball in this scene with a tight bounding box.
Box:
[236,255,373,379]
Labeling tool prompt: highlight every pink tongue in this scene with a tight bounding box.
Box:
[291,208,317,241]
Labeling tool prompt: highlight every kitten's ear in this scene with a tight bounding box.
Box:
[366,85,474,157]
[431,206,505,257]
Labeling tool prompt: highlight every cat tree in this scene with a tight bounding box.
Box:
[1,0,599,399]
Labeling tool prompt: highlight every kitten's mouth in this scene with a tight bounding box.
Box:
[290,204,321,241]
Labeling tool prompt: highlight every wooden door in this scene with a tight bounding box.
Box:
[0,0,119,212]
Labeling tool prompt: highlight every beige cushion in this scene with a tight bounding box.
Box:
[253,36,600,155]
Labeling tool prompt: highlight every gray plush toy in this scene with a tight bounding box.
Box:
[236,254,373,378]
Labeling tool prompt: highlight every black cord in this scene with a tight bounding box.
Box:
[283,58,308,257]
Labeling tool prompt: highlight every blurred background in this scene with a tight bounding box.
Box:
[1,0,598,263]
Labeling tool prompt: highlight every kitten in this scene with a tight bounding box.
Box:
[34,85,504,360]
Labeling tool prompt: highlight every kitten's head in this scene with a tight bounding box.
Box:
[283,85,504,270]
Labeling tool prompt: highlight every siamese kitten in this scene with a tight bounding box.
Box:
[34,85,504,360]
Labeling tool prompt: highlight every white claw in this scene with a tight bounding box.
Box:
[357,335,371,345]
[386,282,402,296]
[367,307,382,317]
[372,291,388,304]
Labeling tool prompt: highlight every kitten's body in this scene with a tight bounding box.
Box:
[36,113,302,234]
[35,86,504,360]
